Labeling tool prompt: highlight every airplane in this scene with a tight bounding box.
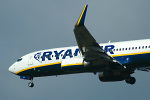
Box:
[9,5,150,87]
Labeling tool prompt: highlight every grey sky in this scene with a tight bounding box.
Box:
[1,0,150,100]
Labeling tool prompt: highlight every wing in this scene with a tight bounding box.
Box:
[73,5,125,70]
[137,67,150,72]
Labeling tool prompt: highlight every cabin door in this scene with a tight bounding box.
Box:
[28,55,33,66]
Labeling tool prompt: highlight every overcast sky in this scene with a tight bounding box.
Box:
[1,0,150,100]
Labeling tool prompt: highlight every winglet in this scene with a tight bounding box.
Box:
[75,5,88,27]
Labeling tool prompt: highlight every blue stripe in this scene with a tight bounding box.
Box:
[114,53,150,68]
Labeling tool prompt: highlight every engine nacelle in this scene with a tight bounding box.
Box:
[98,71,125,82]
[61,58,91,73]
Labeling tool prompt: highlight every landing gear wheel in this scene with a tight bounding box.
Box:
[28,82,34,87]
[125,77,136,85]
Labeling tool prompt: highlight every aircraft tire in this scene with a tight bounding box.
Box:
[125,77,136,85]
[28,82,34,87]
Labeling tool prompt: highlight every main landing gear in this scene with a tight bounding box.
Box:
[28,77,34,88]
[125,76,136,85]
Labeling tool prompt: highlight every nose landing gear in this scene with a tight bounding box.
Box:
[28,77,34,87]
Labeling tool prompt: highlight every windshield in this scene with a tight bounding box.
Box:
[17,58,22,62]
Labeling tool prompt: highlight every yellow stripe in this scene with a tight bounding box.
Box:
[111,51,150,57]
[61,63,83,68]
[15,62,61,74]
[76,5,87,26]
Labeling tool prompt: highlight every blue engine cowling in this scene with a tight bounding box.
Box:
[20,76,31,80]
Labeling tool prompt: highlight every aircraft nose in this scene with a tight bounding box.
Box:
[8,66,12,72]
[8,64,16,74]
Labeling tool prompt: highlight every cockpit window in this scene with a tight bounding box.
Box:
[17,58,22,62]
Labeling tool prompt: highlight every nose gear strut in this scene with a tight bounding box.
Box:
[28,77,34,87]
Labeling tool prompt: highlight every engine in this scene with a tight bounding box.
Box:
[61,58,91,73]
[98,71,126,82]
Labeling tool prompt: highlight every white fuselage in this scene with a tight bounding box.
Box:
[9,39,150,77]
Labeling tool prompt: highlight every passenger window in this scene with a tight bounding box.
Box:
[142,46,144,49]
